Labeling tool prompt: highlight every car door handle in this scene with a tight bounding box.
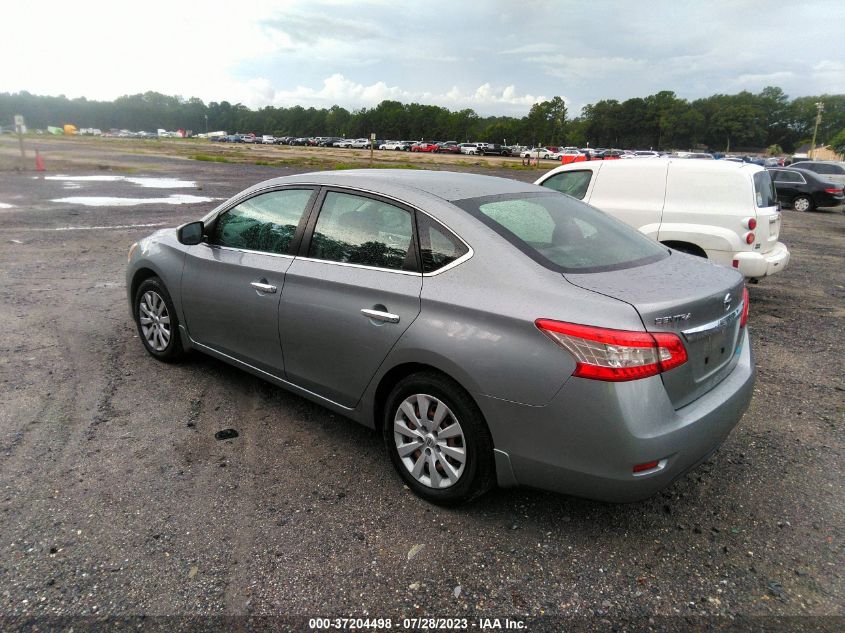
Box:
[250,281,277,294]
[360,308,400,324]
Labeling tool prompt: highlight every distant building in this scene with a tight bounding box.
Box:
[796,143,843,161]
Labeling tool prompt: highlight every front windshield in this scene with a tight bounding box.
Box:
[455,192,668,273]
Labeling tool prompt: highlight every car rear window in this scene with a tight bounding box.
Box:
[455,192,668,273]
[753,171,777,207]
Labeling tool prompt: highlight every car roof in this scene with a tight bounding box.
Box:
[768,166,826,180]
[261,169,545,202]
[556,158,763,175]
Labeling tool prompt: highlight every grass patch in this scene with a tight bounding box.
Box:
[497,161,537,171]
[246,157,425,170]
[189,153,235,163]
[331,162,422,171]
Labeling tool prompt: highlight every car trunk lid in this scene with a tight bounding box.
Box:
[564,253,746,409]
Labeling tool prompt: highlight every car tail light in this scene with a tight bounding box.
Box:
[633,460,661,474]
[825,187,843,194]
[740,287,749,328]
[745,232,755,244]
[535,320,688,381]
[744,217,757,230]
[732,259,739,268]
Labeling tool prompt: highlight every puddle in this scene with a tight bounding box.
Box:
[0,222,167,232]
[50,195,216,207]
[0,203,15,209]
[45,175,197,188]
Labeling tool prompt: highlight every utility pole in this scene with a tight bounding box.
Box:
[204,114,208,135]
[810,101,824,160]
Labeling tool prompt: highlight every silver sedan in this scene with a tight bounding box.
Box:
[127,170,755,504]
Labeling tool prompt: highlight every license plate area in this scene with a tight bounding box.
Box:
[683,308,742,381]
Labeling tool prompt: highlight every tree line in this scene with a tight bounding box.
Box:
[2,87,843,153]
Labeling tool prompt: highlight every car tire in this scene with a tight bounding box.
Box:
[792,196,814,212]
[134,277,185,362]
[383,372,494,505]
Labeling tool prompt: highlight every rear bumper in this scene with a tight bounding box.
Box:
[480,328,755,502]
[731,241,790,278]
[813,192,844,207]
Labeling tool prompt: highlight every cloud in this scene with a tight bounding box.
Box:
[811,60,845,93]
[734,71,796,87]
[525,55,650,82]
[266,74,546,113]
[499,43,559,55]
[259,12,384,46]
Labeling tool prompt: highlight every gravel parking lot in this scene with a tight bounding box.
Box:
[0,139,843,631]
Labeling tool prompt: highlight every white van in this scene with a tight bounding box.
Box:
[535,159,790,279]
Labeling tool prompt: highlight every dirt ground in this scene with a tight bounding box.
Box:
[0,137,843,631]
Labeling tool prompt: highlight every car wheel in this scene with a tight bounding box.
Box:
[134,277,184,362]
[383,372,494,505]
[792,196,814,212]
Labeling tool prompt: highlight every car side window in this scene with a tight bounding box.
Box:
[781,171,801,183]
[417,214,469,273]
[211,189,313,254]
[309,192,415,271]
[540,171,592,200]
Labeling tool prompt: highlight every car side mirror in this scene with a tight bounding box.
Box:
[177,221,204,245]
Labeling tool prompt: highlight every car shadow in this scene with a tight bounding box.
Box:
[168,349,731,536]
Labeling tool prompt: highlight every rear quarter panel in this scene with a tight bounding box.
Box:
[378,235,645,407]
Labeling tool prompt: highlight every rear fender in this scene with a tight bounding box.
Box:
[656,224,741,255]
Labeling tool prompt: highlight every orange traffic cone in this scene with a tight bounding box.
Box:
[35,150,46,172]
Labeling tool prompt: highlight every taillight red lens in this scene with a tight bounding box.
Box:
[746,217,757,230]
[535,320,688,382]
[740,287,749,328]
[745,232,755,244]
[825,187,843,194]
[633,460,661,474]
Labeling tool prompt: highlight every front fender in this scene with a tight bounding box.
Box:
[126,230,189,340]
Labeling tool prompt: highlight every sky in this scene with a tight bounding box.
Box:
[4,0,844,117]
